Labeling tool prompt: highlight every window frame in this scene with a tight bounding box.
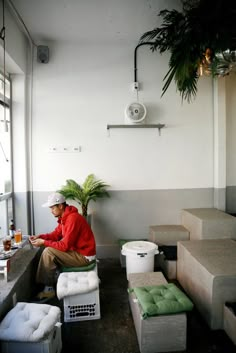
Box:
[0,73,13,237]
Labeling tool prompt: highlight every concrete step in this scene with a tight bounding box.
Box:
[158,253,177,280]
[149,225,189,246]
[181,208,236,240]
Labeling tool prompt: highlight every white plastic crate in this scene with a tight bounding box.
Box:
[0,323,62,353]
[64,288,100,322]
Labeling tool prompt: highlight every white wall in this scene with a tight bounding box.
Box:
[31,41,214,192]
[226,74,236,186]
[5,0,236,252]
[28,0,217,255]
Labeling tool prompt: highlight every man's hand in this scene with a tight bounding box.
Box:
[29,235,40,241]
[30,238,45,247]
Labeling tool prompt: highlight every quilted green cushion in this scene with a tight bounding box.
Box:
[129,283,194,319]
[62,260,96,272]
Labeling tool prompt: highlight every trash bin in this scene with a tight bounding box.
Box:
[121,241,159,278]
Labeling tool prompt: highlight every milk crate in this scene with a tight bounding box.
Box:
[64,288,100,322]
[0,323,62,353]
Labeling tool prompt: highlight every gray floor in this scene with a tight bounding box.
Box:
[49,258,236,353]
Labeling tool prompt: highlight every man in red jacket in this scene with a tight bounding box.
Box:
[29,192,96,301]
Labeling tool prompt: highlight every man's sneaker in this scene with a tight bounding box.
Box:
[35,287,55,303]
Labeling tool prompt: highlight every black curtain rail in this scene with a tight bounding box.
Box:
[134,42,155,83]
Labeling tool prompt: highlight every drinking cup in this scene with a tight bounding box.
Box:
[3,237,11,251]
[14,230,22,244]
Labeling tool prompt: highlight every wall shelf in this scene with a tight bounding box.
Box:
[107,123,165,136]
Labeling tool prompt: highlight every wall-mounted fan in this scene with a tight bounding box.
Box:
[125,102,147,124]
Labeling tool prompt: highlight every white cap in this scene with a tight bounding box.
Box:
[42,192,66,207]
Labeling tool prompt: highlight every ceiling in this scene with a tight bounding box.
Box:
[7,0,179,44]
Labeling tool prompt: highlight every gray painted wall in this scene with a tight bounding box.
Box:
[16,186,236,258]
[226,186,236,214]
[29,188,214,258]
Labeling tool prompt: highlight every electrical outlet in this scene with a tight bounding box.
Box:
[12,292,17,306]
[71,146,82,152]
[132,82,139,91]
[48,146,57,152]
[48,146,82,153]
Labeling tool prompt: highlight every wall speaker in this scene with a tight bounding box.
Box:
[37,45,49,63]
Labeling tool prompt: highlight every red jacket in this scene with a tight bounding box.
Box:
[39,205,96,256]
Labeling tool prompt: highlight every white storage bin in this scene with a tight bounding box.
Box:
[0,322,62,353]
[121,241,159,279]
[64,288,100,322]
[0,302,62,353]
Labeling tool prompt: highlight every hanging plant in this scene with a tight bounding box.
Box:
[140,0,236,102]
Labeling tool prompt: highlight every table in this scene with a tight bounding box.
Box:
[0,236,31,281]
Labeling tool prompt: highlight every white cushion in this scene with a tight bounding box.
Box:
[57,271,100,300]
[0,302,61,342]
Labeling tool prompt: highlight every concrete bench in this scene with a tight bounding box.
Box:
[0,244,40,322]
[177,239,236,329]
[148,225,189,279]
[157,245,177,280]
[224,302,236,345]
[181,208,236,240]
[149,225,189,246]
[128,272,187,353]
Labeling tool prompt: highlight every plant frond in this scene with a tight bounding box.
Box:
[139,28,161,43]
[57,179,84,205]
[139,1,236,101]
[58,175,110,216]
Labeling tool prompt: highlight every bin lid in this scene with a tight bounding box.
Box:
[122,240,158,254]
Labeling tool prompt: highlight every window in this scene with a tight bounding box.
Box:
[0,73,13,236]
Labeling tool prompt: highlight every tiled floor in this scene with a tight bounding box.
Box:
[51,258,236,353]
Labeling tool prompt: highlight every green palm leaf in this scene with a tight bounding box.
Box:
[139,2,236,101]
[58,175,110,217]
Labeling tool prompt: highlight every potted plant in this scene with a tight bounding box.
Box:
[139,0,236,102]
[58,174,110,219]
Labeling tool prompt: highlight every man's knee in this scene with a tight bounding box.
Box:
[42,247,56,259]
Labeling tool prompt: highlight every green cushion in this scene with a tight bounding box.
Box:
[118,239,147,249]
[129,283,194,319]
[62,260,96,272]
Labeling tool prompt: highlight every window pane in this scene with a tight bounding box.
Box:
[0,74,13,235]
[0,73,10,99]
[0,197,13,237]
[0,106,11,193]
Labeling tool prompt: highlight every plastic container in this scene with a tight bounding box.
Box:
[121,240,159,278]
[64,288,100,322]
[0,323,62,353]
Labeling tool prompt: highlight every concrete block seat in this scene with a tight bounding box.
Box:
[128,272,193,353]
[224,302,236,345]
[177,239,236,330]
[148,225,189,280]
[149,225,189,246]
[158,245,177,280]
[181,208,236,240]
